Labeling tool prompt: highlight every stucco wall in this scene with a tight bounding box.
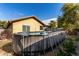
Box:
[12,18,43,33]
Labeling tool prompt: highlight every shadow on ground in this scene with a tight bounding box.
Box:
[1,42,13,54]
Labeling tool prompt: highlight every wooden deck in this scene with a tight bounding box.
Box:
[12,31,66,55]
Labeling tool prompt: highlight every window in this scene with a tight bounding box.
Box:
[40,26,43,30]
[22,25,30,32]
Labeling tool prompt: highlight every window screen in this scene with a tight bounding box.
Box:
[22,25,30,32]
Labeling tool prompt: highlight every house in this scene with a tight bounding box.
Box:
[7,16,46,34]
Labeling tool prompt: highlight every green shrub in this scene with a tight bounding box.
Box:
[57,37,76,56]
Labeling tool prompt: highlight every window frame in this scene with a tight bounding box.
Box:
[40,26,43,30]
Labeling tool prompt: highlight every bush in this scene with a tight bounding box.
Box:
[57,37,76,56]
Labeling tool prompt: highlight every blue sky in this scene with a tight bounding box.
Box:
[0,3,63,21]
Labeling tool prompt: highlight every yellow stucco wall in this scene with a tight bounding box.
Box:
[12,18,43,33]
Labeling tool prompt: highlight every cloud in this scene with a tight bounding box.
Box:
[18,12,24,16]
[42,18,57,25]
[13,11,25,16]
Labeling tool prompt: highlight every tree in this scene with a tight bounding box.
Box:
[58,3,79,31]
[49,20,57,30]
[0,21,8,29]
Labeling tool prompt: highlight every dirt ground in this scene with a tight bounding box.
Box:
[0,39,13,56]
[75,41,79,56]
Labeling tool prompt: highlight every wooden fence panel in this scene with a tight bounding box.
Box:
[12,31,66,55]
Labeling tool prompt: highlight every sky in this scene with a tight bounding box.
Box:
[0,3,63,23]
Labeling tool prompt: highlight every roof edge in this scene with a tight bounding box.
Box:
[7,16,46,28]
